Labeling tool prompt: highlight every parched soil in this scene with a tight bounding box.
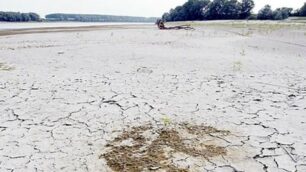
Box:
[1,21,306,172]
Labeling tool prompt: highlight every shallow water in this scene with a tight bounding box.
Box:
[0,22,152,30]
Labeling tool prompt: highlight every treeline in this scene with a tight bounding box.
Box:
[162,0,255,21]
[162,0,306,21]
[0,12,157,23]
[249,2,306,20]
[0,11,40,22]
[45,13,157,22]
[257,5,292,20]
[293,2,306,17]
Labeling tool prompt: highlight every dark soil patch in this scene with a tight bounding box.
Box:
[100,123,230,171]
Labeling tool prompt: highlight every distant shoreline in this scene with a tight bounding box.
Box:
[0,23,153,36]
[1,19,306,37]
[0,22,154,32]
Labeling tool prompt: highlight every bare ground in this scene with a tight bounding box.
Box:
[0,21,306,171]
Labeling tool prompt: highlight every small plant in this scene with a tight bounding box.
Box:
[240,49,246,56]
[0,62,14,71]
[233,60,243,72]
[161,115,171,126]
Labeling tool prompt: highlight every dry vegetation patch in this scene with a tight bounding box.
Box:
[0,62,14,71]
[100,123,230,171]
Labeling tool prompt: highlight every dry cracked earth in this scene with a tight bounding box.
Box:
[0,23,306,172]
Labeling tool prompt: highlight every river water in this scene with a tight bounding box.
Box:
[0,22,152,30]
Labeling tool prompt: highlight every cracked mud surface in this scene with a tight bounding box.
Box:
[0,22,306,171]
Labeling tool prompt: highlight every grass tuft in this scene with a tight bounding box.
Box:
[0,62,15,71]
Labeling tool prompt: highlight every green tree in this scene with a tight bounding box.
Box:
[257,6,292,20]
[21,13,31,21]
[203,0,244,19]
[163,0,210,21]
[239,0,255,19]
[299,2,306,16]
[203,0,225,19]
[291,9,300,16]
[182,0,210,20]
[222,0,242,19]
[29,13,40,21]
[257,5,273,20]
[162,12,171,21]
[0,11,40,22]
[278,7,292,19]
[272,9,283,20]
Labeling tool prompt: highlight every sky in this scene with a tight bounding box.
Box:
[0,0,305,18]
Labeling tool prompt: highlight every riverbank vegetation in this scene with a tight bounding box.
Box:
[162,0,306,21]
[0,11,40,22]
[45,13,157,22]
